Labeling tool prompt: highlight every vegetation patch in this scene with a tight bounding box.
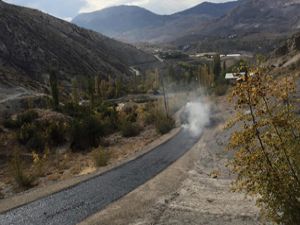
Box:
[93,148,110,167]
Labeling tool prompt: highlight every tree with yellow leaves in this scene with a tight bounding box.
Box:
[228,66,300,224]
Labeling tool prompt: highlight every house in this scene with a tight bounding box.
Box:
[225,72,246,80]
[225,72,254,83]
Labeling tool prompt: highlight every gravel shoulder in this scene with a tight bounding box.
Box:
[79,97,261,225]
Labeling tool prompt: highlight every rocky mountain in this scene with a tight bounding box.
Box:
[72,2,239,43]
[172,1,239,17]
[0,0,155,91]
[72,6,168,39]
[73,0,300,53]
[202,0,300,36]
[173,0,300,52]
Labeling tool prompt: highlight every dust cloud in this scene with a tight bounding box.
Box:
[182,100,210,137]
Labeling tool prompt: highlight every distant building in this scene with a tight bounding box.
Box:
[225,72,254,83]
[225,72,246,80]
[226,54,241,57]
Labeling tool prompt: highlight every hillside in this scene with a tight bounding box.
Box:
[202,0,300,36]
[0,1,155,91]
[73,0,300,53]
[173,0,300,52]
[172,1,239,17]
[72,6,169,39]
[72,2,239,43]
[269,32,300,68]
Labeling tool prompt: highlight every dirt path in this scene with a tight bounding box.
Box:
[79,97,261,225]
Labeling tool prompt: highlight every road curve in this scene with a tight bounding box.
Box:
[0,129,200,225]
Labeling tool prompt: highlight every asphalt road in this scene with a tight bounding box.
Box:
[0,129,200,225]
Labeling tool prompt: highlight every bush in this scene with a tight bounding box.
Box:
[18,123,45,152]
[10,151,35,189]
[16,110,39,126]
[26,133,46,152]
[18,123,38,144]
[155,114,175,135]
[144,111,156,125]
[3,118,19,129]
[71,116,104,151]
[93,148,110,167]
[45,121,68,147]
[3,110,38,129]
[120,121,141,137]
[62,102,91,118]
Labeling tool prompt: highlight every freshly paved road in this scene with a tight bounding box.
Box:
[0,129,200,225]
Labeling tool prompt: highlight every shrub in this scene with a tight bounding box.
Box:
[62,102,91,118]
[10,151,35,189]
[93,148,110,167]
[18,123,38,144]
[16,110,39,126]
[3,118,19,129]
[71,116,104,151]
[18,123,45,152]
[120,121,141,137]
[45,121,68,147]
[155,114,175,135]
[144,111,156,125]
[26,133,46,152]
[3,110,38,129]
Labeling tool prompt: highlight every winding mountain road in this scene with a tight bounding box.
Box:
[0,129,201,225]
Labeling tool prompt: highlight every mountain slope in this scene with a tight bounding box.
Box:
[172,1,239,17]
[203,0,300,36]
[72,2,239,43]
[72,5,168,38]
[172,0,300,52]
[270,32,300,68]
[0,1,155,90]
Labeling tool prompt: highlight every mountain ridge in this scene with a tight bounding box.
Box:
[0,1,155,90]
[72,0,300,52]
[72,1,239,43]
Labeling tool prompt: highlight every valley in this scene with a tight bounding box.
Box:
[0,0,300,224]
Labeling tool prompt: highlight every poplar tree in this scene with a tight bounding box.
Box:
[228,66,300,224]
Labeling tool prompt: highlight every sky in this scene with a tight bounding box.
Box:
[4,0,232,21]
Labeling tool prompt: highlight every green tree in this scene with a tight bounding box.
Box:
[213,54,221,82]
[49,70,59,110]
[223,60,227,72]
[228,67,300,224]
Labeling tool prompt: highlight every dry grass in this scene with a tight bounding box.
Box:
[92,148,110,167]
[10,151,36,189]
[0,125,159,199]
